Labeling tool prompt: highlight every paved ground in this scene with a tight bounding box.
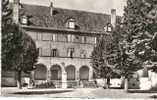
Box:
[1,87,157,99]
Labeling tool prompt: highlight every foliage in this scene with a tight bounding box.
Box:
[113,0,157,77]
[123,0,157,62]
[2,0,12,26]
[2,0,38,73]
[91,34,119,78]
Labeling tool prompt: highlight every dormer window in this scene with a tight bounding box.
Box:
[21,15,28,25]
[104,23,112,32]
[66,18,75,29]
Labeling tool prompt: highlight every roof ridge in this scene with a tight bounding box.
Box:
[21,3,111,16]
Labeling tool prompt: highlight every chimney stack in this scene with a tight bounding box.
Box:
[111,9,116,29]
[50,1,53,16]
[13,0,20,24]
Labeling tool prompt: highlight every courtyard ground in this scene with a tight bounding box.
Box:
[1,87,157,99]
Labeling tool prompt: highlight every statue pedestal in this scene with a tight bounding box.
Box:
[62,72,67,88]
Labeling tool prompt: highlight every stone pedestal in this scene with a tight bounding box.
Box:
[62,72,67,88]
[89,68,93,81]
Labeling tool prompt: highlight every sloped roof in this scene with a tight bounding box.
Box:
[20,4,121,33]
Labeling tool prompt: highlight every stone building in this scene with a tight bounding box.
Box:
[2,0,121,88]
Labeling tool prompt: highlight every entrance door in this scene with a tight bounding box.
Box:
[51,70,58,80]
[50,64,62,80]
[79,66,89,80]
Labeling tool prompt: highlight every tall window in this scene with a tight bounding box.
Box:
[80,50,86,58]
[68,48,74,58]
[37,48,42,56]
[94,37,97,44]
[51,49,58,57]
[82,36,87,43]
[36,32,42,40]
[52,34,56,41]
[68,34,74,42]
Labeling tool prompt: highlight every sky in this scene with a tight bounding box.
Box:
[11,0,127,16]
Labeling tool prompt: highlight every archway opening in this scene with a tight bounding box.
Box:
[79,66,89,80]
[50,64,62,80]
[66,65,75,80]
[34,64,47,80]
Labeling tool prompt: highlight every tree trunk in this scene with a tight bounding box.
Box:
[103,78,107,89]
[124,78,128,92]
[106,78,109,89]
[17,70,22,89]
[104,78,109,89]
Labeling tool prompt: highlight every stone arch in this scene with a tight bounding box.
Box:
[79,65,89,80]
[66,65,76,80]
[50,64,62,80]
[34,63,47,80]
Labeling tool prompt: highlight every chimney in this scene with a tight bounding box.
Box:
[111,9,116,29]
[50,1,53,16]
[13,0,20,24]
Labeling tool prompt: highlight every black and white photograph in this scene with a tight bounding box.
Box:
[1,0,157,99]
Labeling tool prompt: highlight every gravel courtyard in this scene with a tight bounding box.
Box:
[1,87,157,99]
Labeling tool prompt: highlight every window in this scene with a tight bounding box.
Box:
[52,34,56,41]
[69,21,75,29]
[36,32,42,40]
[21,15,28,25]
[68,34,74,42]
[105,23,112,32]
[65,35,68,42]
[51,49,58,57]
[80,50,86,58]
[66,18,75,29]
[94,37,97,44]
[37,48,42,56]
[107,26,112,32]
[68,34,71,42]
[68,48,74,58]
[82,36,87,43]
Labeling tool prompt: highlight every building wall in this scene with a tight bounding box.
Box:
[37,57,93,80]
[26,29,96,86]
[27,30,96,58]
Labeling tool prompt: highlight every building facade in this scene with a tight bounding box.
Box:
[2,0,121,88]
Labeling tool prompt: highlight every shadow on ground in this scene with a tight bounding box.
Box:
[128,90,157,93]
[11,90,73,95]
[149,95,157,99]
[109,87,122,89]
